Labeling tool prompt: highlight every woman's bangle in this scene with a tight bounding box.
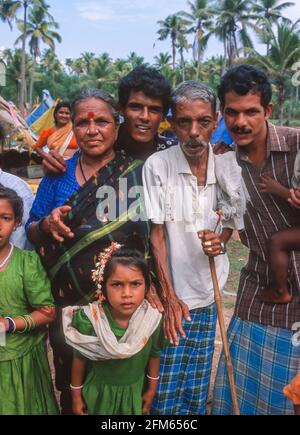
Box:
[146,374,160,380]
[37,217,47,236]
[70,384,84,390]
[5,317,16,333]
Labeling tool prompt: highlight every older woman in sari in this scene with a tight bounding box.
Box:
[26,88,150,413]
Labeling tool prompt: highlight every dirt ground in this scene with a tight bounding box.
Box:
[207,295,235,413]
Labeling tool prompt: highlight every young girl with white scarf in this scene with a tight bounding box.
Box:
[63,243,163,415]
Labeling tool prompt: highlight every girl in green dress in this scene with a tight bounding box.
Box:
[63,243,164,415]
[0,186,58,415]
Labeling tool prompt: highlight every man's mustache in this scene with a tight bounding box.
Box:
[231,125,252,134]
[183,139,209,148]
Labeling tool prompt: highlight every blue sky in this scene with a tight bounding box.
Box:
[1,0,299,64]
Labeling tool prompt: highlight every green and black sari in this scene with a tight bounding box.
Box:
[37,151,150,306]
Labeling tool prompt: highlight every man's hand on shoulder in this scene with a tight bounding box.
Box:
[213,141,233,155]
[36,148,67,175]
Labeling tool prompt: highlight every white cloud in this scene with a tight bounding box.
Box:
[76,0,186,23]
[77,3,115,21]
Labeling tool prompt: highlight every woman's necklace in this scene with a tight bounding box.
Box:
[0,242,14,270]
[79,156,88,183]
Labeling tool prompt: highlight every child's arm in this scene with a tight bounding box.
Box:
[71,355,88,416]
[2,306,56,332]
[142,356,160,415]
[259,175,291,200]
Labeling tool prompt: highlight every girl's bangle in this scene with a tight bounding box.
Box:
[70,384,84,390]
[146,374,160,380]
[5,317,16,333]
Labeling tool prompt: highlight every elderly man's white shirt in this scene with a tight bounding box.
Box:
[143,145,230,310]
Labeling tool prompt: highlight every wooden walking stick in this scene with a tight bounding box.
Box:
[205,211,240,415]
[209,256,240,415]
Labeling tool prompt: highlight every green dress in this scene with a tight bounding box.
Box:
[0,248,58,415]
[72,304,164,415]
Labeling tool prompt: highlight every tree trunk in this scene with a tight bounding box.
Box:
[180,49,185,82]
[222,39,227,74]
[228,33,235,67]
[288,86,293,125]
[29,56,36,112]
[19,1,28,113]
[196,29,203,81]
[278,80,285,125]
[196,43,201,81]
[172,40,176,87]
[233,30,239,59]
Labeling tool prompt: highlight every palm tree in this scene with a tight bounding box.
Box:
[127,52,146,69]
[0,0,49,111]
[179,0,214,80]
[15,5,61,110]
[252,21,300,123]
[93,54,112,88]
[252,0,294,22]
[40,48,61,85]
[154,52,172,69]
[252,0,295,53]
[177,31,190,82]
[213,0,257,68]
[5,48,31,98]
[80,51,95,75]
[157,14,189,85]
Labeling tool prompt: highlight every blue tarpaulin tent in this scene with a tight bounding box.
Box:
[211,117,233,145]
[26,90,54,126]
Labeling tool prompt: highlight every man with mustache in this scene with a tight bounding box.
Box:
[212,65,300,415]
[143,81,243,415]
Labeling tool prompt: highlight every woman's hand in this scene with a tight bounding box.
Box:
[72,391,88,416]
[142,389,156,415]
[163,295,190,346]
[146,283,164,313]
[198,230,223,257]
[44,205,74,242]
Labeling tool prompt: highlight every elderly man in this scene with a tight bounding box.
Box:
[212,65,300,415]
[143,81,243,415]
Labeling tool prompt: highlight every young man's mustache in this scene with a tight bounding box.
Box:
[231,125,252,134]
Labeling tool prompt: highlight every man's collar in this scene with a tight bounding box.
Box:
[267,122,290,152]
[236,122,290,162]
[175,144,216,184]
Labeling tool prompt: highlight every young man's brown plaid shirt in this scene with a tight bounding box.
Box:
[235,123,300,329]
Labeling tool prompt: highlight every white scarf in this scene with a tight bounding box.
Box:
[62,300,162,361]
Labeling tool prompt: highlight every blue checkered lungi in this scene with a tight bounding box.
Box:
[212,315,300,415]
[151,303,217,415]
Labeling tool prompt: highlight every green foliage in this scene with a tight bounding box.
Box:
[0,0,299,123]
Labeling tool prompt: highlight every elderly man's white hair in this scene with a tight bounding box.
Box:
[171,80,217,115]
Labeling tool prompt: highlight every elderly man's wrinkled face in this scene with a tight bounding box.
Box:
[172,99,217,160]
